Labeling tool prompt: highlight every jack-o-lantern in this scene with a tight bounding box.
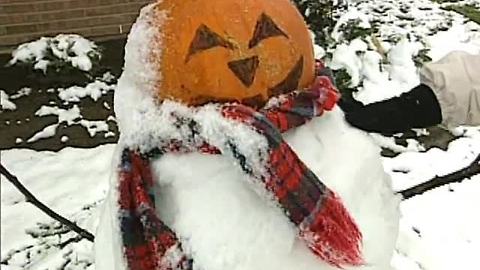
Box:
[148,0,315,107]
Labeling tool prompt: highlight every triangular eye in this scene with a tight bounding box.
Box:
[186,24,234,62]
[249,13,288,49]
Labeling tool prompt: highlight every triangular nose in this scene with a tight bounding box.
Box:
[227,56,259,87]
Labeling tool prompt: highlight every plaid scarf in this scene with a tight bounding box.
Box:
[117,75,363,270]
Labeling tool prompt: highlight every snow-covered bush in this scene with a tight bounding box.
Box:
[335,18,377,44]
[293,0,348,45]
[434,0,480,24]
[8,34,101,75]
[296,1,439,99]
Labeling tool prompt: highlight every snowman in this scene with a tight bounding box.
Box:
[95,1,400,269]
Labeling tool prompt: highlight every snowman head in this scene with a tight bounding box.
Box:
[131,0,315,108]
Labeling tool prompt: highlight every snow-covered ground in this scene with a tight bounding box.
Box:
[2,125,479,270]
[390,127,480,270]
[1,0,480,269]
[1,145,113,270]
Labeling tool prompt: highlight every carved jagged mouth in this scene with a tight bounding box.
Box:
[191,94,265,109]
[268,56,303,97]
[193,56,304,108]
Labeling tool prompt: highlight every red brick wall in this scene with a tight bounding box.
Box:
[0,0,152,51]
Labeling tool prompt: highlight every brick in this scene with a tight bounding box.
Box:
[39,9,86,22]
[0,0,150,47]
[0,2,149,25]
[0,34,33,46]
[1,0,149,14]
[5,12,139,35]
[1,22,135,47]
[1,0,41,3]
[84,2,148,17]
[5,23,37,34]
[0,15,25,25]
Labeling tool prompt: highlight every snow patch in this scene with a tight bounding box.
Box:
[10,87,32,99]
[27,124,58,143]
[79,120,110,137]
[1,90,17,111]
[329,40,366,87]
[9,34,100,72]
[61,136,69,143]
[57,80,115,103]
[30,104,114,143]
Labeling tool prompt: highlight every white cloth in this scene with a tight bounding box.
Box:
[420,51,480,128]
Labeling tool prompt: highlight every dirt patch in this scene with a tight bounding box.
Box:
[381,126,457,157]
[1,38,126,151]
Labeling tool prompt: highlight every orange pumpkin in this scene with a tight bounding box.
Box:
[149,0,315,107]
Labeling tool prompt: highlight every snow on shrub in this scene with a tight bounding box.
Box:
[307,3,440,102]
[8,34,101,73]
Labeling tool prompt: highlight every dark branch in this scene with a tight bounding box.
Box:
[0,163,95,242]
[398,153,480,200]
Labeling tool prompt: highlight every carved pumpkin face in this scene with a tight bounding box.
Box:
[150,0,315,107]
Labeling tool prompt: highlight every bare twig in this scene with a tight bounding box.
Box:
[0,163,94,242]
[399,153,480,200]
[371,35,387,61]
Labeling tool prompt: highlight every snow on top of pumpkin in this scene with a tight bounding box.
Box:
[115,3,166,140]
[121,3,165,95]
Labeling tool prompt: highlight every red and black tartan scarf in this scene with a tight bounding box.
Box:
[117,75,363,270]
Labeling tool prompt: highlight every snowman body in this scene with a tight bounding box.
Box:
[95,107,400,270]
[148,108,400,270]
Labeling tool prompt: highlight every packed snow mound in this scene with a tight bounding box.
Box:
[154,109,400,270]
[97,105,401,270]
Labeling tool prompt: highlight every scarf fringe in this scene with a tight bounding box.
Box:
[300,191,363,267]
